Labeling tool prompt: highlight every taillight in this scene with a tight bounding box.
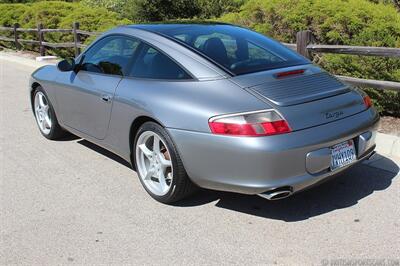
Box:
[355,88,373,110]
[363,95,372,109]
[275,69,305,78]
[208,110,291,137]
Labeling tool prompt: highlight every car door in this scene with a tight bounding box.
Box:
[55,35,140,139]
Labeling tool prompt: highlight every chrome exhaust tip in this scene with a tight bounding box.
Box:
[258,187,293,200]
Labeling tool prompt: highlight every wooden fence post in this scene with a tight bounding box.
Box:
[13,23,21,50]
[72,22,81,57]
[37,23,45,56]
[296,30,313,59]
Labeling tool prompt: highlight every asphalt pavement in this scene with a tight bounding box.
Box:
[1,55,399,265]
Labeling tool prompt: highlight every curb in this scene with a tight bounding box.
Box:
[375,132,400,160]
[0,51,57,68]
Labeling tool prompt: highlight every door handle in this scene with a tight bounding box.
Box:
[101,94,112,102]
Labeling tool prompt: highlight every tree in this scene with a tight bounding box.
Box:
[0,0,77,2]
[131,0,200,21]
[131,0,245,21]
[197,0,244,18]
[80,0,132,17]
[393,0,400,11]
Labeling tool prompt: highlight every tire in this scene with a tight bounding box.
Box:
[134,121,196,203]
[32,86,68,140]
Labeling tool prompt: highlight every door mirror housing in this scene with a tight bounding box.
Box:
[57,58,76,72]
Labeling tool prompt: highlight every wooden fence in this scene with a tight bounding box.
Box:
[0,24,399,91]
[290,30,400,91]
[0,22,98,57]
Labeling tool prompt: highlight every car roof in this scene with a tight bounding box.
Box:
[127,21,233,29]
[124,22,244,75]
[119,22,307,77]
[102,24,232,80]
[125,22,239,33]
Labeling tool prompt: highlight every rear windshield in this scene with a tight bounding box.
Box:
[145,24,309,75]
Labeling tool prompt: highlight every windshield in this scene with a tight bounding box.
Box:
[139,24,309,75]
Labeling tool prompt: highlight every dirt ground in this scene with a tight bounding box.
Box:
[379,116,400,136]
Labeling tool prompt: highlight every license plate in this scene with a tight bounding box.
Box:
[330,140,356,171]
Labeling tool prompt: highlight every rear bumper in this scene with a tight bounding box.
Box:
[167,108,380,195]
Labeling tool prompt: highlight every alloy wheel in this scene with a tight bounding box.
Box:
[135,131,173,196]
[34,91,52,135]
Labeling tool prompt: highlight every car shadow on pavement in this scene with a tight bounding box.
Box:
[175,156,399,222]
[58,133,81,141]
[77,139,132,169]
[73,138,398,222]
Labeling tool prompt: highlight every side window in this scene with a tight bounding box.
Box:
[193,33,237,67]
[129,44,192,80]
[190,34,286,70]
[81,36,140,76]
[248,42,284,63]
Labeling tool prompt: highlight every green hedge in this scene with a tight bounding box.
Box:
[0,1,130,57]
[219,0,400,116]
[80,0,244,21]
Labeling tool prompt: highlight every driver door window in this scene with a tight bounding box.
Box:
[55,35,139,140]
[81,36,140,76]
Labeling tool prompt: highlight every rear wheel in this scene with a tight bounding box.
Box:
[134,122,196,203]
[33,86,67,140]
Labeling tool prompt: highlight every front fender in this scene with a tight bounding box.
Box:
[29,65,60,113]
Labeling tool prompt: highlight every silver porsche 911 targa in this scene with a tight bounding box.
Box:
[30,23,379,203]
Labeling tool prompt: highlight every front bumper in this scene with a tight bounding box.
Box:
[167,108,380,195]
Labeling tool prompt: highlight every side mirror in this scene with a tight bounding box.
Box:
[57,58,76,72]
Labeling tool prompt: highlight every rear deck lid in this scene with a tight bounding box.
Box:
[275,90,367,131]
[250,71,350,106]
[232,64,350,106]
[231,65,367,130]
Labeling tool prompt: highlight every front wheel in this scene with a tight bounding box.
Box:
[32,86,67,140]
[134,122,196,203]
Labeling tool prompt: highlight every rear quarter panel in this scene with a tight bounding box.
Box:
[105,77,270,160]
